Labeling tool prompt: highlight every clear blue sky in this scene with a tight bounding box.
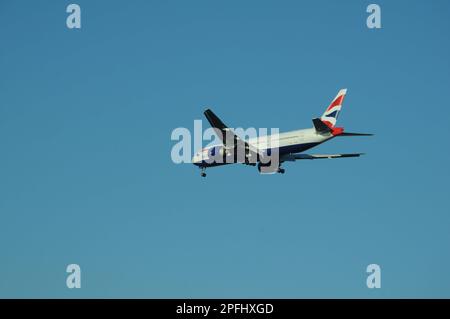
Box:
[1,0,450,298]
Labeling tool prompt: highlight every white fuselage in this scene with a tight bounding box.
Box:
[192,127,333,166]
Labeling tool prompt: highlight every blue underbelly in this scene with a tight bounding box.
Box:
[195,142,322,167]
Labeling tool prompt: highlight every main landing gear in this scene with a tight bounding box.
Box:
[200,167,207,177]
[257,163,286,174]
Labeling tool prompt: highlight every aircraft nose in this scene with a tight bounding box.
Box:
[192,154,201,165]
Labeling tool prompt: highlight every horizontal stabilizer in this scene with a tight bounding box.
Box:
[312,118,331,134]
[339,132,373,136]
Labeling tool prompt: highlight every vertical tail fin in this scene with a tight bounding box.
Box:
[321,89,347,128]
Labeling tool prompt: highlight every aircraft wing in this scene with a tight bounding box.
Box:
[281,153,364,161]
[203,109,262,162]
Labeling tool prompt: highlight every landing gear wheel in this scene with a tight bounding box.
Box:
[278,168,285,174]
[200,167,207,177]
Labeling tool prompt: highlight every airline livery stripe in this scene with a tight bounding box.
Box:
[324,110,339,118]
[326,95,345,111]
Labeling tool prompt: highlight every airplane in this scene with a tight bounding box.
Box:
[192,89,372,177]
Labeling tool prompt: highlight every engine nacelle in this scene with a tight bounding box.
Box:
[207,146,235,164]
[208,146,227,157]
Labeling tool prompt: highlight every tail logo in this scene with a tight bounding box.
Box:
[321,89,347,127]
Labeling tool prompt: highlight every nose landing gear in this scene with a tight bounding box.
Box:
[200,167,207,177]
[278,167,285,174]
